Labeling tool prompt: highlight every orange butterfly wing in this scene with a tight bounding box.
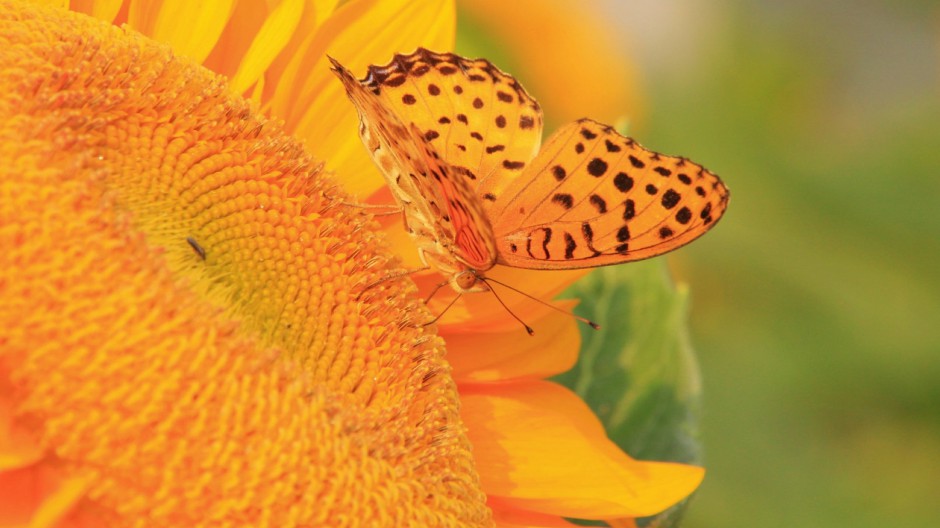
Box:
[484,119,730,269]
[331,56,497,273]
[406,123,497,271]
[359,49,544,188]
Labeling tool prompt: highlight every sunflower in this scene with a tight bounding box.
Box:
[0,1,702,526]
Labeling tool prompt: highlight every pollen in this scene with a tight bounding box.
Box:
[0,3,488,526]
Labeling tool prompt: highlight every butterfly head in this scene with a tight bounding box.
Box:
[452,268,488,294]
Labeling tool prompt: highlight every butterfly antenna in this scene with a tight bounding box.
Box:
[424,278,451,304]
[477,277,535,336]
[480,276,600,330]
[422,290,463,327]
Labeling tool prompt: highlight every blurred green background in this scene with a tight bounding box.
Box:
[459,1,940,527]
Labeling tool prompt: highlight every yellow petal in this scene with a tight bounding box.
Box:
[28,473,90,528]
[202,0,272,78]
[445,300,580,382]
[273,0,456,198]
[311,0,339,22]
[127,0,236,63]
[32,0,67,7]
[462,381,704,519]
[0,385,43,472]
[259,0,339,105]
[489,496,576,527]
[460,0,643,127]
[228,0,307,92]
[70,0,121,21]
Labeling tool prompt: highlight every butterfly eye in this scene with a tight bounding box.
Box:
[454,270,478,291]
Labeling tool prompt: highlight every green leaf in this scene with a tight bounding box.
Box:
[554,261,703,527]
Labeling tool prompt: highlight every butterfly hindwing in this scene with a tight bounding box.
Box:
[487,119,730,269]
[406,124,497,270]
[332,56,497,273]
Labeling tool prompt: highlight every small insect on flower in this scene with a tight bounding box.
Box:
[187,236,206,260]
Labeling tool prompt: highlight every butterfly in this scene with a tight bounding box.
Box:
[330,49,729,309]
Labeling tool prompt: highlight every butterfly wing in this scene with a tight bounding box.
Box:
[331,57,497,272]
[406,124,497,271]
[358,48,544,188]
[486,119,730,269]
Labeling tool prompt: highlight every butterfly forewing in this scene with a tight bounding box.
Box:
[488,119,729,269]
[360,49,544,188]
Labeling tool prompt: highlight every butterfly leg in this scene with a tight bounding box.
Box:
[341,202,403,216]
[423,277,452,304]
[356,265,430,299]
[419,290,463,328]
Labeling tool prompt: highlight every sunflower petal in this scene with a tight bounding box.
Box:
[312,0,339,22]
[273,0,456,198]
[459,0,642,127]
[461,381,704,519]
[128,0,236,63]
[445,301,580,382]
[28,473,89,528]
[228,0,306,94]
[70,0,122,21]
[488,496,577,528]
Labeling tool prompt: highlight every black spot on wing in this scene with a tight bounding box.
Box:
[661,189,681,209]
[623,199,635,220]
[676,207,692,224]
[617,226,630,242]
[564,232,576,259]
[614,172,633,192]
[587,158,608,177]
[552,193,574,210]
[700,202,713,219]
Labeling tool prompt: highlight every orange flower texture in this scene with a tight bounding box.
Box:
[0,1,705,527]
